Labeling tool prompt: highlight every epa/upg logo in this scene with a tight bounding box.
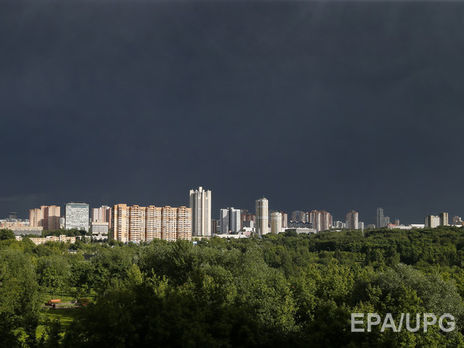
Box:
[351,313,455,333]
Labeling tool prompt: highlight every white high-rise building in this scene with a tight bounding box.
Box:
[65,203,90,232]
[271,212,282,234]
[425,213,449,228]
[309,210,333,232]
[255,197,269,236]
[425,214,441,228]
[219,207,241,234]
[189,186,212,237]
[345,210,359,230]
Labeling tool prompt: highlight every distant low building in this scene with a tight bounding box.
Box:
[7,226,43,236]
[214,232,249,239]
[410,224,426,229]
[25,235,76,245]
[284,227,317,234]
[1,218,43,235]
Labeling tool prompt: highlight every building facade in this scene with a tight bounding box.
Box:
[113,204,191,242]
[453,216,463,226]
[425,215,440,228]
[255,197,269,236]
[219,207,241,234]
[291,210,307,223]
[345,210,359,230]
[240,210,255,229]
[309,210,333,232]
[65,203,89,231]
[425,213,449,228]
[281,212,288,229]
[176,206,192,241]
[92,205,112,229]
[29,205,61,231]
[189,186,212,237]
[146,206,162,240]
[376,207,385,228]
[270,212,283,234]
[439,212,449,226]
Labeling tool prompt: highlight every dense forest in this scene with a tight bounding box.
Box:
[2,227,464,347]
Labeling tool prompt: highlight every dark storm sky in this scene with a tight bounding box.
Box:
[1,0,464,224]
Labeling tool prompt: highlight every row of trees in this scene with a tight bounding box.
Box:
[1,227,464,346]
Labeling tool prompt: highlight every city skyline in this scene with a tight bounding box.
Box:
[2,195,462,227]
[2,2,464,224]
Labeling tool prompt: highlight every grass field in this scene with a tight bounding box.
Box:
[36,307,79,340]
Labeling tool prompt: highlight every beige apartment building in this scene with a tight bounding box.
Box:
[92,205,112,229]
[161,206,177,241]
[146,206,162,241]
[177,206,192,240]
[29,205,61,231]
[114,204,130,242]
[113,204,192,242]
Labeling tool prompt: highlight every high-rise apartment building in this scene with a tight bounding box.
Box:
[376,207,385,228]
[425,215,440,228]
[65,203,90,232]
[425,212,449,228]
[321,211,332,231]
[270,212,283,234]
[176,206,192,241]
[113,204,191,242]
[146,206,162,240]
[240,210,255,228]
[255,197,269,236]
[229,208,240,233]
[384,216,391,226]
[309,210,333,232]
[439,212,449,226]
[219,207,241,234]
[281,212,288,229]
[29,208,42,228]
[162,206,177,241]
[92,205,112,229]
[114,204,130,242]
[129,205,146,242]
[29,205,61,231]
[345,210,359,230]
[211,219,220,235]
[291,210,306,223]
[189,186,212,237]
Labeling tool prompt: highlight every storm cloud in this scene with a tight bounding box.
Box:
[1,0,464,224]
